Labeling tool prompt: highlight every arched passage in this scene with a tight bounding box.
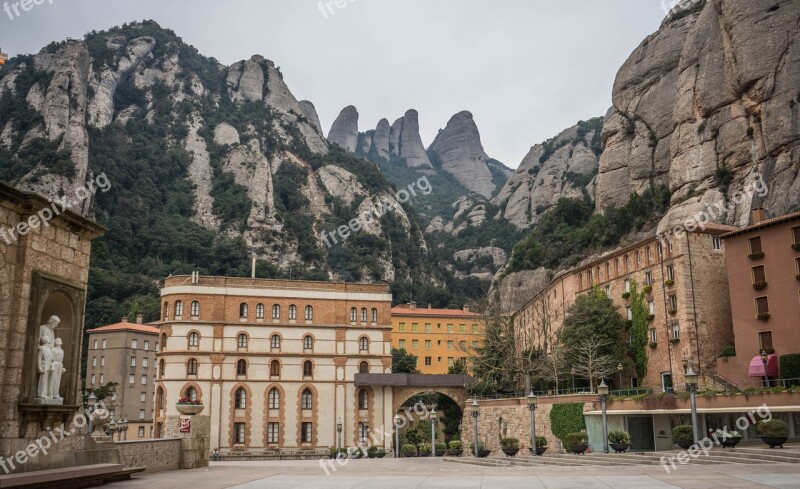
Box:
[394,391,464,445]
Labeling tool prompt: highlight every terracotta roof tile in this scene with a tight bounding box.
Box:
[721,211,800,238]
[391,307,480,318]
[88,322,160,335]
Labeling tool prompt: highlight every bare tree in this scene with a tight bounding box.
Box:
[536,339,567,394]
[569,334,620,391]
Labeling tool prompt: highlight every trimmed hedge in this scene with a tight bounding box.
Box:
[779,354,800,386]
[550,402,586,445]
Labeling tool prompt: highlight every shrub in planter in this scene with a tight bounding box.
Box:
[756,419,789,448]
[565,431,589,454]
[664,279,675,287]
[714,429,742,448]
[367,446,378,459]
[647,314,656,321]
[401,444,417,457]
[469,441,490,458]
[670,338,681,344]
[642,285,653,295]
[793,243,800,252]
[753,281,768,291]
[376,448,387,458]
[672,425,695,449]
[757,312,771,321]
[608,430,632,453]
[779,354,800,387]
[418,443,432,457]
[434,442,447,456]
[328,447,339,458]
[500,437,519,457]
[649,342,658,349]
[529,435,548,456]
[749,251,765,260]
[721,345,736,358]
[447,440,463,456]
[621,292,631,300]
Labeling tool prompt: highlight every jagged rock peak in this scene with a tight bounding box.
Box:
[428,110,495,198]
[392,109,432,168]
[298,100,323,133]
[327,105,359,152]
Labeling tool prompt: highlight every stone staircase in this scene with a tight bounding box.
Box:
[444,446,800,468]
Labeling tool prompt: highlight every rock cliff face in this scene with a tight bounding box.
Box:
[327,105,359,152]
[596,0,800,231]
[428,110,506,198]
[492,118,603,229]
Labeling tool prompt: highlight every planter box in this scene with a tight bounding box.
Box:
[675,439,694,450]
[501,448,519,457]
[176,403,204,415]
[610,443,631,453]
[529,446,547,456]
[720,436,742,448]
[568,445,588,455]
[447,448,463,457]
[476,449,491,458]
[761,436,788,448]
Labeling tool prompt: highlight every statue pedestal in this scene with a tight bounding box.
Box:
[32,398,64,406]
[165,415,210,469]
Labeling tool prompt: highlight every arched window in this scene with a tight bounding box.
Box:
[358,389,368,410]
[350,307,357,322]
[235,388,247,409]
[303,360,313,377]
[268,388,280,409]
[359,361,369,374]
[303,335,313,350]
[187,358,198,375]
[156,387,166,410]
[160,333,167,351]
[301,389,312,410]
[288,304,297,320]
[371,308,377,323]
[272,304,280,320]
[159,359,165,378]
[270,360,280,377]
[359,337,369,352]
[624,254,630,272]
[185,386,198,402]
[188,332,199,348]
[237,334,248,349]
[270,334,281,350]
[361,308,367,323]
[239,303,248,318]
[256,303,265,319]
[190,300,200,317]
[304,305,313,321]
[236,359,247,376]
[174,300,183,317]
[163,302,169,321]
[605,263,610,280]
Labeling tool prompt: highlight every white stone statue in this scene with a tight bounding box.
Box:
[39,315,59,347]
[37,336,53,399]
[50,338,66,400]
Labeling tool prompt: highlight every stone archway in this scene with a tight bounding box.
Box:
[391,386,468,417]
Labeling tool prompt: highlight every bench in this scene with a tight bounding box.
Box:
[0,463,145,489]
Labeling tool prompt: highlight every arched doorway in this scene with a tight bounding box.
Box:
[394,391,464,451]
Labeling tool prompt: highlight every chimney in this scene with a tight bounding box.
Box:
[136,314,144,324]
[752,208,766,224]
[463,305,470,313]
[121,316,129,323]
[409,301,417,309]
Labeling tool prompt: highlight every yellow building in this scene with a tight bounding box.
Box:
[390,303,482,374]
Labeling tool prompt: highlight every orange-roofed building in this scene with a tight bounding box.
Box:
[390,302,483,374]
[85,314,160,440]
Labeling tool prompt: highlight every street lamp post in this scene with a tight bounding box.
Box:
[685,367,700,445]
[470,399,480,457]
[527,390,538,455]
[598,380,609,453]
[571,368,576,391]
[760,349,769,387]
[87,392,97,434]
[336,417,342,450]
[430,407,437,456]
[617,363,624,390]
[393,415,402,458]
[109,418,117,441]
[121,418,128,441]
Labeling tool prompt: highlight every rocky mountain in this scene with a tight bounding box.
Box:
[0,21,456,325]
[327,105,359,153]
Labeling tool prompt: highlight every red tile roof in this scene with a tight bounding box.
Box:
[720,211,800,239]
[391,307,480,318]
[88,322,160,335]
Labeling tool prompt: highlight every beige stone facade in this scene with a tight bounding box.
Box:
[0,182,105,471]
[155,275,394,454]
[85,318,160,440]
[513,227,735,392]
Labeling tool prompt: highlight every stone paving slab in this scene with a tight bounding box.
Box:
[102,459,800,489]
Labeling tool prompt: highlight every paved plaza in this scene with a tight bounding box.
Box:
[104,459,800,489]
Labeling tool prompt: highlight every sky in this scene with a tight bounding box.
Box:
[0,0,667,168]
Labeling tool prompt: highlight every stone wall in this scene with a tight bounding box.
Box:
[164,415,210,469]
[116,439,181,473]
[460,395,595,453]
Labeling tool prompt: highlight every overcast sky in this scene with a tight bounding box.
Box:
[0,0,667,168]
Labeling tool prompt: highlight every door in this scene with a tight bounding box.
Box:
[628,416,656,451]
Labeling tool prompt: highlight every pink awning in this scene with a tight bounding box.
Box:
[749,354,779,377]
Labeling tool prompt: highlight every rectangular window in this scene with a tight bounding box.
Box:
[234,423,246,444]
[93,340,98,350]
[102,340,106,349]
[446,324,454,333]
[267,422,279,443]
[130,357,136,367]
[749,236,763,254]
[792,225,800,244]
[472,341,478,348]
[101,357,105,367]
[301,423,313,443]
[672,323,680,340]
[624,279,630,293]
[604,285,611,298]
[666,265,674,281]
[447,340,454,350]
[144,340,150,350]
[91,374,96,385]
[140,392,146,402]
[92,357,96,367]
[752,265,766,284]
[711,236,722,251]
[472,324,479,334]
[398,323,405,332]
[669,295,678,311]
[459,324,466,333]
[398,339,406,349]
[425,357,432,366]
[645,272,653,286]
[138,426,145,438]
[129,374,135,385]
[424,340,431,350]
[142,358,148,368]
[132,339,138,349]
[411,323,418,332]
[648,301,655,315]
[425,323,431,333]
[447,357,454,367]
[139,409,145,419]
[626,307,632,320]
[755,296,770,315]
[99,374,104,384]
[760,331,774,350]
[141,375,147,385]
[411,339,419,350]
[650,328,657,344]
